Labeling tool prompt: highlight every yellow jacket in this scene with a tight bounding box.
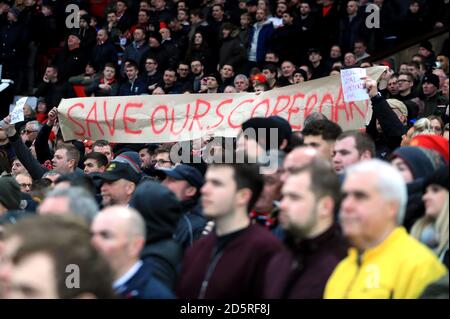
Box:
[324,227,447,299]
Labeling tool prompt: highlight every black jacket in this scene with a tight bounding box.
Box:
[34,80,76,109]
[53,47,88,81]
[91,40,118,71]
[174,199,208,251]
[130,181,183,289]
[366,94,407,160]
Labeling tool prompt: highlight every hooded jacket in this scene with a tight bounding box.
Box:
[130,181,183,289]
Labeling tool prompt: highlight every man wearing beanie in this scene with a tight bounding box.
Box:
[420,73,448,118]
[0,176,21,215]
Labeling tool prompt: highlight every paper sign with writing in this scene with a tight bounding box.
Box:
[341,68,370,102]
[10,97,27,124]
[58,66,386,143]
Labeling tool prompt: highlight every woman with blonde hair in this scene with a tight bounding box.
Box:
[411,166,449,268]
[401,117,434,146]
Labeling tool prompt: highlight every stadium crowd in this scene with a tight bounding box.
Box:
[0,0,449,299]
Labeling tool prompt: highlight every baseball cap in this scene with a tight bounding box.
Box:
[99,162,141,184]
[158,164,204,189]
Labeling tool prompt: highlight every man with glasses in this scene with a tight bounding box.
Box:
[20,121,41,147]
[397,73,416,101]
[154,145,174,169]
[190,59,205,93]
[144,57,162,93]
[176,62,193,92]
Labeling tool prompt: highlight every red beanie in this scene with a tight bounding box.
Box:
[410,134,449,164]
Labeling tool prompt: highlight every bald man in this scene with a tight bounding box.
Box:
[91,206,174,299]
[281,146,319,183]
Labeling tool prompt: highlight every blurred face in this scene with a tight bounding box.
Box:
[138,149,152,168]
[194,33,203,45]
[300,3,310,15]
[422,185,448,218]
[22,123,38,143]
[103,66,115,80]
[309,52,321,64]
[409,2,419,13]
[178,10,187,21]
[303,135,333,159]
[265,53,278,63]
[191,61,203,75]
[418,47,430,58]
[281,147,317,183]
[125,66,138,81]
[154,0,165,10]
[281,62,295,78]
[262,69,276,81]
[38,196,70,215]
[240,14,250,27]
[201,166,238,218]
[145,59,157,73]
[85,64,95,76]
[7,253,58,299]
[391,157,414,183]
[344,53,356,66]
[206,77,219,90]
[279,172,319,238]
[330,46,341,59]
[11,160,26,176]
[93,145,113,162]
[254,170,282,212]
[162,177,194,202]
[107,13,117,23]
[91,213,132,277]
[220,65,234,79]
[399,64,408,73]
[133,29,145,42]
[354,42,366,56]
[138,11,149,24]
[177,64,189,78]
[97,30,108,43]
[422,82,437,97]
[67,35,80,48]
[212,5,223,20]
[255,9,266,22]
[397,75,413,93]
[234,78,248,92]
[160,28,170,40]
[15,174,32,193]
[387,77,399,95]
[163,71,176,86]
[430,119,443,135]
[52,149,74,174]
[282,13,293,25]
[154,152,172,168]
[347,1,358,15]
[101,179,134,206]
[84,158,106,174]
[332,137,363,173]
[293,73,305,84]
[116,1,126,13]
[340,172,397,249]
[407,66,419,79]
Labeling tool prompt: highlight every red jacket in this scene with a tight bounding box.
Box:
[263,224,348,299]
[176,224,283,299]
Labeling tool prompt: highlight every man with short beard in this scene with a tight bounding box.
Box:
[263,160,347,298]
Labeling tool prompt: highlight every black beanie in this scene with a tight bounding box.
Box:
[0,177,21,210]
[424,166,449,192]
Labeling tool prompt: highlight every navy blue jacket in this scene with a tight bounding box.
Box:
[115,261,175,299]
[247,21,274,63]
[118,77,147,96]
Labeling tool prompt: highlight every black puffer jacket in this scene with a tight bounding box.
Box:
[130,181,183,289]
